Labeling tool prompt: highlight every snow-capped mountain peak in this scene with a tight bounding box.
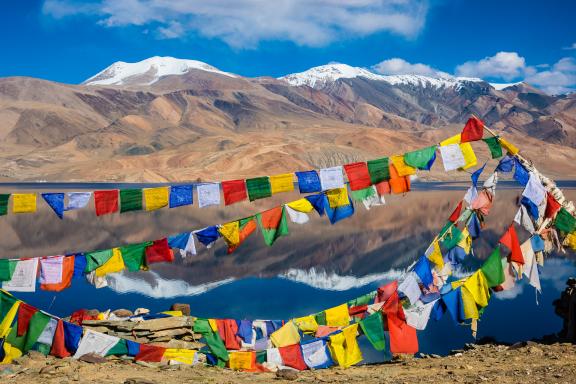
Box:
[83,56,236,86]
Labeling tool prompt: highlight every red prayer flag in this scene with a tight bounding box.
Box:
[461,116,484,142]
[448,201,463,223]
[222,180,248,206]
[545,192,561,219]
[375,181,391,195]
[50,320,71,358]
[41,255,75,292]
[228,219,257,254]
[278,344,308,371]
[387,314,419,354]
[94,190,119,216]
[376,280,398,304]
[17,303,38,336]
[259,207,283,229]
[499,224,524,264]
[135,344,166,362]
[145,238,174,264]
[344,162,372,191]
[216,319,242,350]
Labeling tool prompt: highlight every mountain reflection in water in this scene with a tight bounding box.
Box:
[1,184,575,356]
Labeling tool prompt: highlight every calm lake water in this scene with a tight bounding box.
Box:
[1,181,575,359]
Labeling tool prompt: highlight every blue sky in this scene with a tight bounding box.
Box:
[2,0,575,93]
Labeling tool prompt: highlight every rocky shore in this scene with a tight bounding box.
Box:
[1,341,575,384]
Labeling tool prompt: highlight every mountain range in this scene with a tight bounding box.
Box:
[0,56,574,182]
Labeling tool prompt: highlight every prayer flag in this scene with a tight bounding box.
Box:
[195,226,220,247]
[499,137,519,155]
[496,155,515,172]
[521,240,541,292]
[398,273,422,304]
[119,189,143,213]
[326,187,349,208]
[513,158,529,186]
[404,300,437,330]
[285,205,309,224]
[500,224,524,264]
[169,185,193,208]
[293,315,318,334]
[50,320,71,358]
[2,259,38,292]
[135,344,166,362]
[145,238,174,264]
[40,255,74,292]
[270,173,294,194]
[0,259,17,282]
[375,180,391,195]
[196,183,221,208]
[359,312,386,351]
[228,351,255,371]
[257,206,289,246]
[461,116,484,142]
[442,287,465,323]
[325,304,349,327]
[270,321,300,347]
[440,144,466,171]
[63,321,83,354]
[483,136,503,159]
[85,249,113,273]
[301,339,332,369]
[463,270,490,307]
[388,164,410,194]
[404,146,437,170]
[42,193,65,219]
[295,171,321,193]
[545,193,561,219]
[350,186,375,202]
[324,196,355,224]
[285,198,314,224]
[367,157,390,184]
[343,162,371,191]
[460,143,478,170]
[448,201,463,222]
[0,194,9,216]
[555,208,576,233]
[471,163,486,187]
[319,166,345,190]
[144,187,169,211]
[441,226,463,251]
[95,248,125,277]
[328,324,363,368]
[119,242,151,272]
[73,254,87,278]
[216,319,241,350]
[246,177,272,201]
[425,240,444,268]
[278,344,307,371]
[162,348,197,365]
[221,180,247,205]
[94,190,119,216]
[306,194,326,216]
[391,154,416,177]
[65,192,91,211]
[413,255,433,288]
[7,310,51,354]
[12,193,36,214]
[168,233,196,258]
[73,329,119,358]
[17,303,37,337]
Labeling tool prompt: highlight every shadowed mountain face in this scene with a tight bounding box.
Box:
[0,60,575,182]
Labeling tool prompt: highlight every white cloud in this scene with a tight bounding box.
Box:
[525,57,576,95]
[372,58,450,77]
[42,0,430,48]
[455,51,527,81]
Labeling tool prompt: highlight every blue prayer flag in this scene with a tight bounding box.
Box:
[513,158,529,186]
[169,185,193,208]
[72,254,87,279]
[467,212,481,239]
[324,196,355,225]
[520,196,539,219]
[237,320,253,343]
[496,155,514,173]
[305,193,326,216]
[446,246,467,265]
[195,226,220,247]
[531,235,545,252]
[42,193,65,219]
[430,299,446,321]
[168,232,191,249]
[413,255,434,288]
[63,321,83,353]
[442,287,466,324]
[424,151,437,171]
[296,171,322,193]
[126,340,140,357]
[471,163,486,187]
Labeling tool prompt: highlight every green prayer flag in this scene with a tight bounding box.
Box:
[0,259,17,282]
[350,186,375,202]
[85,249,113,273]
[256,207,289,246]
[438,222,452,238]
[0,292,18,321]
[119,242,152,272]
[36,343,51,356]
[246,177,272,201]
[106,339,128,356]
[441,226,463,250]
[359,311,386,351]
[555,208,576,233]
[7,311,51,354]
[0,194,9,216]
[203,331,229,362]
[315,311,327,326]
[256,350,267,364]
[348,291,376,307]
[404,146,436,170]
[367,157,390,184]
[120,189,143,213]
[482,137,503,159]
[480,247,505,288]
[193,318,212,334]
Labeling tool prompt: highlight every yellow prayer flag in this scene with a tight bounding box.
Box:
[229,351,255,371]
[270,321,301,347]
[463,270,490,308]
[1,340,22,364]
[208,319,218,332]
[287,198,314,213]
[326,187,349,208]
[427,240,444,268]
[293,315,318,333]
[328,323,362,368]
[457,228,472,254]
[218,221,240,247]
[144,187,169,211]
[391,155,416,177]
[270,173,294,194]
[12,193,36,214]
[163,348,197,365]
[440,134,461,146]
[461,286,480,320]
[95,248,125,277]
[161,311,183,317]
[459,143,477,170]
[0,300,20,338]
[325,303,350,327]
[564,231,576,251]
[499,137,519,155]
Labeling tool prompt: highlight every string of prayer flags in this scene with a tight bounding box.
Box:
[499,224,524,264]
[222,180,248,205]
[246,177,272,201]
[197,183,221,208]
[461,116,484,142]
[319,166,345,191]
[390,154,416,177]
[0,194,9,216]
[483,137,503,159]
[257,206,289,246]
[343,162,371,191]
[270,173,294,194]
[144,187,169,211]
[42,193,65,219]
[169,185,193,208]
[404,146,437,170]
[12,193,37,214]
[94,190,119,216]
[65,192,91,211]
[295,170,321,193]
[120,189,143,213]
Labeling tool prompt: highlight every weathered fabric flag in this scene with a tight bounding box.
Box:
[439,144,466,171]
[295,170,321,193]
[301,339,333,369]
[326,187,349,208]
[555,208,576,233]
[12,193,37,214]
[0,194,9,216]
[391,155,416,177]
[94,190,119,216]
[168,232,197,258]
[119,189,143,213]
[359,312,386,351]
[483,136,503,159]
[2,258,38,292]
[119,242,152,271]
[39,255,74,292]
[278,343,307,371]
[319,166,345,191]
[463,270,490,307]
[500,224,524,264]
[169,185,193,208]
[270,173,294,194]
[144,187,169,211]
[257,206,289,246]
[145,238,174,264]
[461,116,484,142]
[196,183,221,208]
[404,146,437,170]
[367,157,390,184]
[221,180,247,205]
[343,162,371,191]
[246,177,272,201]
[65,192,92,211]
[328,324,363,368]
[42,193,65,219]
[194,226,220,248]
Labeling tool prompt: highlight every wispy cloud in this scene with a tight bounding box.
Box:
[455,52,528,81]
[43,0,430,48]
[562,43,576,50]
[372,57,450,78]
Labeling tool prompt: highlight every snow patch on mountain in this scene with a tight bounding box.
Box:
[84,56,236,86]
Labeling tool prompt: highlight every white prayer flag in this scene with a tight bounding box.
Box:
[66,192,92,211]
[39,256,64,285]
[521,240,541,292]
[404,300,437,330]
[483,172,498,196]
[319,166,345,191]
[398,272,422,305]
[266,348,283,367]
[301,339,331,369]
[362,186,385,210]
[37,318,58,345]
[2,258,39,292]
[73,329,120,358]
[439,144,466,171]
[285,205,310,224]
[514,206,535,234]
[180,233,197,258]
[522,172,546,205]
[196,183,221,208]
